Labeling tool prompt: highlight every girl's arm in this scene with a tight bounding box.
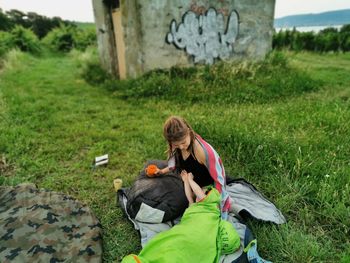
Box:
[188,173,206,201]
[181,171,194,204]
[156,155,175,175]
[157,166,170,175]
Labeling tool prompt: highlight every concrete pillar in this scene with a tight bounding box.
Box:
[92,0,118,77]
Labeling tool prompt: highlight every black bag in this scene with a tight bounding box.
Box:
[118,160,188,223]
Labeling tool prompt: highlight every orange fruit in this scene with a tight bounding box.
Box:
[146,164,158,177]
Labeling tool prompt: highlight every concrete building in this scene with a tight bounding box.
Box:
[92,0,276,79]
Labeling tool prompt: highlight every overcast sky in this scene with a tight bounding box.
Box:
[1,0,350,22]
[0,0,95,22]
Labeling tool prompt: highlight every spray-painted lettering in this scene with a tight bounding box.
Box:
[166,8,239,64]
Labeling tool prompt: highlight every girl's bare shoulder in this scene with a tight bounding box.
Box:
[194,139,206,165]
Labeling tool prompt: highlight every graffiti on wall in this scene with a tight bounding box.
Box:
[166,8,239,64]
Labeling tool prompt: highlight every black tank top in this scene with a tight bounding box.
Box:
[179,153,214,187]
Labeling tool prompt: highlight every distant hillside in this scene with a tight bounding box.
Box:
[74,22,95,30]
[275,9,350,28]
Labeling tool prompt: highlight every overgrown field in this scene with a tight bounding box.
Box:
[0,50,349,262]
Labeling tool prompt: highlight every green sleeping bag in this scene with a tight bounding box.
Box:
[122,188,240,263]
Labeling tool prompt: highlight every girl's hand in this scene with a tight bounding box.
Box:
[187,172,194,181]
[180,170,188,182]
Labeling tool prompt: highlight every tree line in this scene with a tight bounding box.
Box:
[273,24,350,52]
[0,8,96,57]
[0,9,75,39]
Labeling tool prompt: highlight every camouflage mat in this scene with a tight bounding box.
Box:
[0,183,102,263]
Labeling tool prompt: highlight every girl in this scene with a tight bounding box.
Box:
[156,116,231,219]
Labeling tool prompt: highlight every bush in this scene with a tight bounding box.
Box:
[315,33,339,52]
[2,9,74,39]
[9,25,41,54]
[273,25,350,52]
[317,28,339,52]
[272,30,283,50]
[42,24,96,52]
[1,49,28,71]
[273,29,295,50]
[42,24,76,52]
[74,27,97,51]
[292,32,315,51]
[339,25,350,52]
[340,35,350,52]
[70,47,112,85]
[82,61,111,85]
[0,31,14,58]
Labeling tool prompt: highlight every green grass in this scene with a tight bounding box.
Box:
[73,22,96,30]
[102,52,320,105]
[0,50,349,262]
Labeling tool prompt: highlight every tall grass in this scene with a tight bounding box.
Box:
[102,52,320,105]
[0,49,349,262]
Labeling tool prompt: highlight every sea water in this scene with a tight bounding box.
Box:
[275,24,344,33]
